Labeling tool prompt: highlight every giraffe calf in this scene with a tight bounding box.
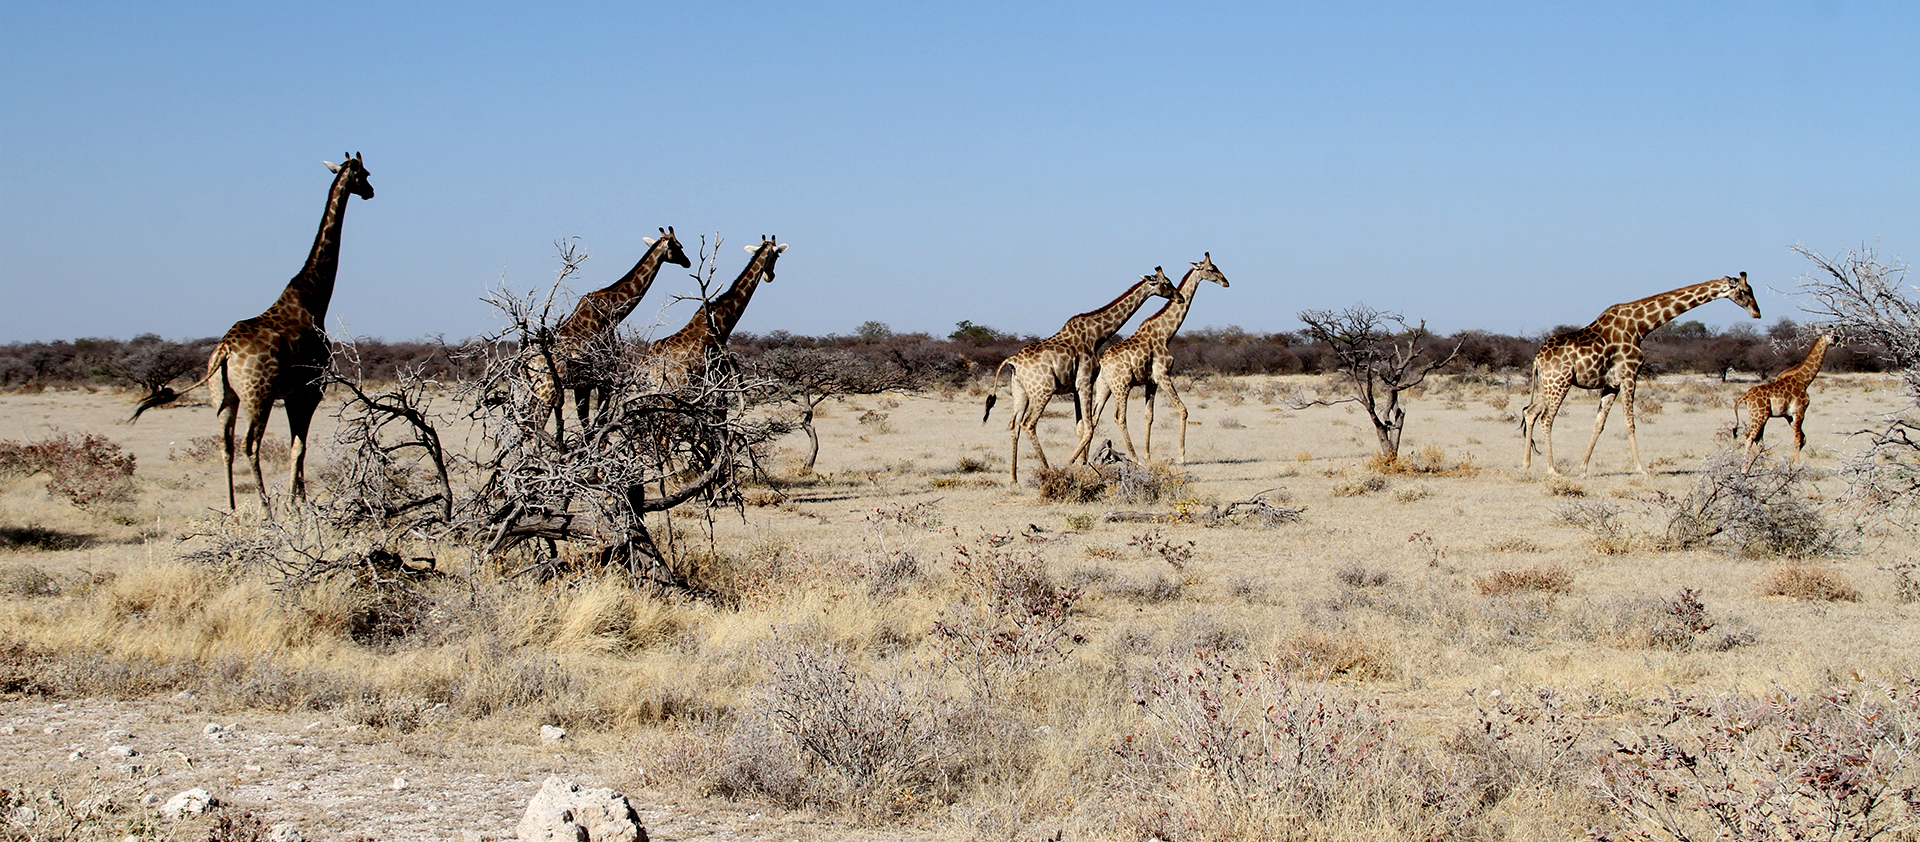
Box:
[1734,333,1835,461]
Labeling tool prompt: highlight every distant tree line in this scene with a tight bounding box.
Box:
[0,316,1887,392]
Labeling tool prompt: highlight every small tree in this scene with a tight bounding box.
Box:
[1296,304,1461,459]
[753,346,921,469]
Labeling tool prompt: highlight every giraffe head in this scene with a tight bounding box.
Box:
[322,152,374,200]
[743,235,790,281]
[1718,271,1761,319]
[1146,267,1184,303]
[1190,252,1229,289]
[642,226,694,269]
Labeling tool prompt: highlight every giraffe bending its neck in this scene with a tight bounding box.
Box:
[1071,254,1229,465]
[530,227,692,430]
[1736,333,1836,461]
[641,235,788,390]
[133,153,375,514]
[982,271,1184,483]
[1520,272,1760,476]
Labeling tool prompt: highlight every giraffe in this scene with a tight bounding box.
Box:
[1520,272,1760,476]
[1070,254,1229,465]
[1735,332,1836,461]
[639,235,788,391]
[982,271,1184,483]
[527,227,692,430]
[132,153,374,513]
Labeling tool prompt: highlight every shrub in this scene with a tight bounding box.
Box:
[0,432,137,508]
[1475,566,1573,597]
[1593,679,1920,841]
[1663,450,1841,557]
[1558,500,1635,554]
[1758,564,1860,601]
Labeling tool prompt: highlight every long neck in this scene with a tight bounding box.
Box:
[1136,269,1205,342]
[1071,280,1162,342]
[697,245,776,344]
[271,168,356,325]
[1600,278,1729,341]
[598,238,674,316]
[1790,336,1834,378]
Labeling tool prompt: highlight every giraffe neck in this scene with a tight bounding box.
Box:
[271,165,358,327]
[1073,279,1165,343]
[695,243,779,345]
[1784,336,1833,382]
[1600,278,1730,342]
[1135,267,1207,343]
[563,237,677,334]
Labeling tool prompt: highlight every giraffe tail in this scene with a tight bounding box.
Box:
[982,359,1012,423]
[130,357,221,422]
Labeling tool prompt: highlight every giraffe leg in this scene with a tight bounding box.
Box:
[1024,395,1052,474]
[1527,381,1570,475]
[1578,388,1618,478]
[573,386,593,430]
[1790,401,1808,462]
[1154,362,1189,464]
[1114,385,1139,461]
[1070,366,1094,464]
[1142,382,1158,463]
[1741,400,1766,454]
[216,377,240,512]
[1168,383,1190,465]
[284,387,322,502]
[1006,380,1030,484]
[1069,378,1110,464]
[241,399,274,517]
[1622,378,1646,475]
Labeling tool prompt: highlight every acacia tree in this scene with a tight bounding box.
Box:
[1296,304,1461,459]
[752,346,921,469]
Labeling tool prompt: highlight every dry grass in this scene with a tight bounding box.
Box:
[1758,564,1861,601]
[1,377,1917,840]
[1474,565,1574,596]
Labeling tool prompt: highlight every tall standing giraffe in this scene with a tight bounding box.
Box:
[1521,272,1760,476]
[639,235,788,390]
[1070,254,1229,464]
[132,154,375,513]
[982,272,1183,483]
[527,227,692,430]
[1735,332,1836,460]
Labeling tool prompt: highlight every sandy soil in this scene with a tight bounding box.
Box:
[2,373,1917,839]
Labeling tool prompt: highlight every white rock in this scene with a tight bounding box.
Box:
[286,781,307,792]
[516,776,646,842]
[103,729,132,742]
[161,788,217,819]
[388,776,407,791]
[108,745,138,758]
[268,823,304,842]
[0,725,14,735]
[539,725,566,743]
[67,750,86,761]
[11,805,37,826]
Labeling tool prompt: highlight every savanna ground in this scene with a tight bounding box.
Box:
[3,371,1918,841]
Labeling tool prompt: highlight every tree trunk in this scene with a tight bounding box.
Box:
[801,406,820,469]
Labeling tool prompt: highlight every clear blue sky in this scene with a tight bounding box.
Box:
[3,2,1914,344]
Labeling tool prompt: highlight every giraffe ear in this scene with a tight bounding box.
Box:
[642,237,657,246]
[744,244,757,253]
[775,243,789,253]
[323,161,341,173]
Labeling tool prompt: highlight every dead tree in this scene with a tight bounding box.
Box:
[1297,304,1462,459]
[1792,244,1920,529]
